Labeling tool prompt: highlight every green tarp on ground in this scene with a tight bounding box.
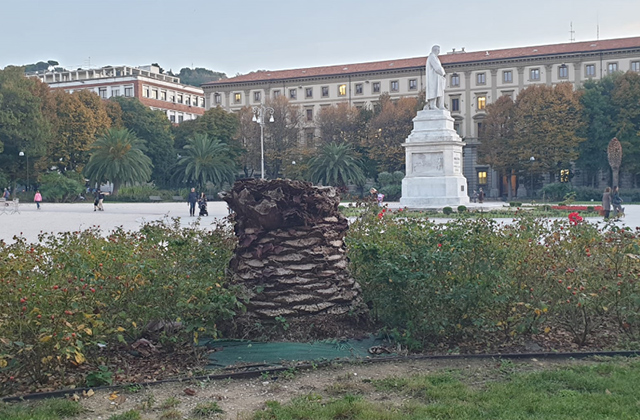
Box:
[202,336,392,368]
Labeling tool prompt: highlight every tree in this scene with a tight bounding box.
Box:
[177,67,227,87]
[307,142,365,188]
[364,94,419,173]
[264,96,303,178]
[110,97,175,187]
[0,66,52,187]
[611,71,640,183]
[607,137,623,187]
[316,102,364,145]
[478,96,517,197]
[177,133,236,190]
[236,106,261,177]
[576,76,618,186]
[512,84,585,182]
[83,128,153,196]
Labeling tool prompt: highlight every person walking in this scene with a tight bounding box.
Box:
[93,190,100,211]
[602,187,611,219]
[34,190,42,210]
[188,187,198,217]
[612,186,624,217]
[478,188,485,204]
[97,190,105,211]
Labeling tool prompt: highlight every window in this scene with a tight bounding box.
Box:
[185,97,191,106]
[477,96,486,110]
[306,108,313,121]
[585,64,596,77]
[152,89,158,99]
[234,92,241,103]
[477,122,483,136]
[321,86,329,97]
[160,91,166,100]
[558,65,569,79]
[112,88,120,97]
[306,130,314,145]
[177,94,183,104]
[169,92,175,102]
[476,72,486,85]
[199,97,204,107]
[502,91,514,99]
[503,70,513,83]
[305,87,313,98]
[214,93,221,104]
[372,82,380,93]
[390,80,399,92]
[560,169,570,183]
[451,97,460,112]
[450,74,460,87]
[632,61,640,72]
[409,79,418,90]
[169,115,175,123]
[143,86,149,97]
[477,171,488,185]
[355,83,363,94]
[99,87,107,99]
[273,90,281,98]
[338,84,347,96]
[454,122,462,135]
[608,62,618,73]
[289,89,297,100]
[254,91,261,102]
[530,68,540,81]
[178,115,184,123]
[124,87,133,97]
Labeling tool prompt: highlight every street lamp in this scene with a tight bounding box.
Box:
[19,151,29,191]
[529,156,535,198]
[252,104,275,179]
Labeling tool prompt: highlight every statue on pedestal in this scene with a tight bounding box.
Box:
[425,45,446,110]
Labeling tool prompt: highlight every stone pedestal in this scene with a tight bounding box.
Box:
[400,109,469,208]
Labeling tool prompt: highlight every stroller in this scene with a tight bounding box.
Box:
[198,198,208,216]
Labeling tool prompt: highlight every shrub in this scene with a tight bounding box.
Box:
[442,207,453,215]
[39,172,84,202]
[457,205,467,213]
[509,202,522,207]
[117,184,162,201]
[540,182,573,201]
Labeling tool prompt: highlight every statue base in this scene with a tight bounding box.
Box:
[400,109,469,208]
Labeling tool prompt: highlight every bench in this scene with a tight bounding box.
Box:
[172,196,184,201]
[149,195,162,202]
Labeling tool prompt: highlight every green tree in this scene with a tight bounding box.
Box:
[110,97,175,187]
[173,106,239,152]
[177,133,236,190]
[177,67,226,87]
[512,83,585,182]
[0,66,52,187]
[83,128,153,196]
[576,75,618,187]
[307,142,365,188]
[611,71,640,183]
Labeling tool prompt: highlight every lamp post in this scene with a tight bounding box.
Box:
[252,104,275,179]
[529,156,535,198]
[19,151,28,191]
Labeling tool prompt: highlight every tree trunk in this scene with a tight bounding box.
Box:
[221,179,367,340]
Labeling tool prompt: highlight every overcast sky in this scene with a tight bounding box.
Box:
[2,0,640,76]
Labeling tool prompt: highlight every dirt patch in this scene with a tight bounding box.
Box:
[74,356,595,419]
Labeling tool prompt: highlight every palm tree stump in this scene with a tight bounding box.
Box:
[221,179,367,339]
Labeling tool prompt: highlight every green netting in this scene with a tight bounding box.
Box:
[202,336,392,368]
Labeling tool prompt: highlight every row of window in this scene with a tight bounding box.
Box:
[97,86,134,99]
[449,95,487,112]
[216,79,420,105]
[142,85,205,107]
[450,61,640,87]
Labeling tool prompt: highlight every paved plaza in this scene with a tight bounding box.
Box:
[0,200,638,245]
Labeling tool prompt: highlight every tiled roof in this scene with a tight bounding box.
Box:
[204,36,640,86]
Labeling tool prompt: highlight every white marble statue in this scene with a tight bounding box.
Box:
[425,45,446,110]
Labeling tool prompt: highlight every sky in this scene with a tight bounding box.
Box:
[2,0,640,77]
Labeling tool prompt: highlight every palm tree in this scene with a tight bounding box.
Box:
[177,133,236,189]
[307,142,365,188]
[83,128,153,196]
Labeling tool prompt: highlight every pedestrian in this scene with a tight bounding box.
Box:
[478,188,485,204]
[198,192,208,216]
[612,186,624,217]
[34,190,42,210]
[188,187,198,217]
[93,190,100,211]
[602,187,611,219]
[472,190,478,203]
[3,188,9,200]
[370,188,384,207]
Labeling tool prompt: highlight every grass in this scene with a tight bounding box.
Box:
[192,401,224,417]
[252,359,640,419]
[0,399,83,420]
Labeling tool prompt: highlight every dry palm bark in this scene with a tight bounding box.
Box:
[221,179,367,339]
[607,137,622,188]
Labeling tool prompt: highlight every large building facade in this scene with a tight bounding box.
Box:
[203,36,640,197]
[31,65,205,124]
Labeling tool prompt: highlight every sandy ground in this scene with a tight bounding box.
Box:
[2,200,636,245]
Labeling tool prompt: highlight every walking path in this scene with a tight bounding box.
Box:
[0,201,636,245]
